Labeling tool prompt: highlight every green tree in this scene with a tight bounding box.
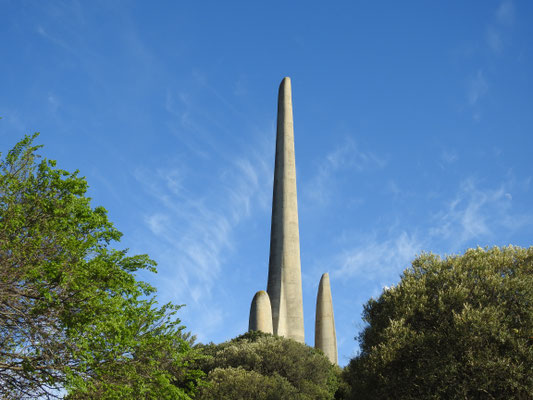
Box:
[0,134,204,399]
[345,246,533,399]
[195,331,345,400]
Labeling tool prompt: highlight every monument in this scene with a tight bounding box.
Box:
[249,290,273,334]
[249,77,338,364]
[315,273,338,364]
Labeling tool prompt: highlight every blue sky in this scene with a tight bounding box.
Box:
[1,0,532,366]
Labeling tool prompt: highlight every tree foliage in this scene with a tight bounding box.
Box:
[195,331,346,400]
[345,246,533,399]
[0,134,204,399]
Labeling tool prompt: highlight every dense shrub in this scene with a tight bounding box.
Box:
[195,331,345,399]
[345,246,533,399]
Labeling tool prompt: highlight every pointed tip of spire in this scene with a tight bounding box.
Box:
[277,77,293,115]
[279,77,292,93]
[254,290,268,298]
[319,272,330,285]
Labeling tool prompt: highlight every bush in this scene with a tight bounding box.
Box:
[345,246,533,399]
[195,331,344,399]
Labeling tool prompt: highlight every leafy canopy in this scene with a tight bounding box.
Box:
[0,134,204,399]
[345,246,533,399]
[195,331,346,400]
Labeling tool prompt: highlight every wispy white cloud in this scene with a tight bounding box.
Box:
[431,179,504,247]
[228,156,271,219]
[440,148,458,164]
[187,304,226,343]
[333,231,423,283]
[145,213,170,236]
[165,75,262,162]
[466,0,516,119]
[132,135,272,339]
[467,70,488,106]
[485,1,515,54]
[47,93,60,113]
[332,176,533,284]
[326,137,386,171]
[496,0,515,26]
[164,90,219,158]
[192,71,253,124]
[36,25,74,52]
[233,76,248,97]
[430,178,532,251]
[305,137,386,205]
[0,109,27,135]
[386,180,401,197]
[486,27,503,53]
[134,165,223,284]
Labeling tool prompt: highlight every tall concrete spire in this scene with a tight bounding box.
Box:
[266,77,305,343]
[315,273,337,364]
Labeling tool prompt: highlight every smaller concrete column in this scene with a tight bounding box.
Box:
[249,290,273,334]
[315,273,338,364]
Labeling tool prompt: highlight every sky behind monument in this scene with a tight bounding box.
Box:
[1,0,532,365]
